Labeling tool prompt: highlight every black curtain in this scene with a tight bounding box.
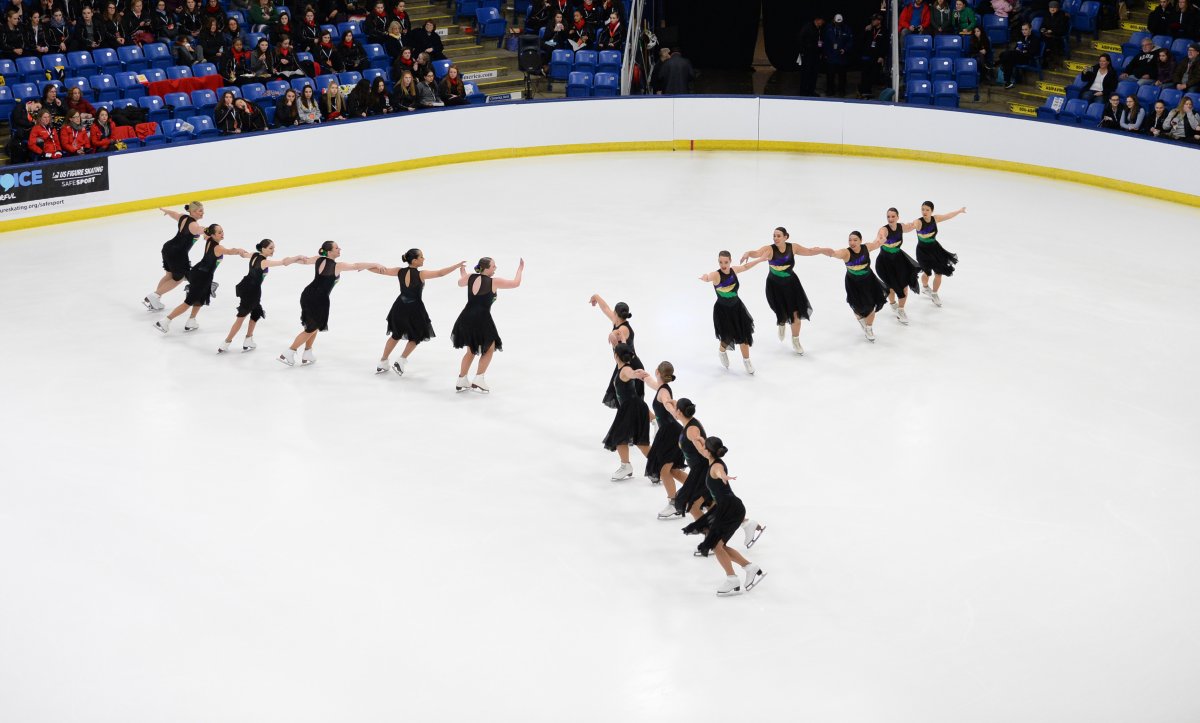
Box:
[664,0,759,70]
[761,0,882,70]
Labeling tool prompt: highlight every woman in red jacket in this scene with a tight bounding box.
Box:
[65,86,96,121]
[90,107,117,151]
[27,110,63,159]
[58,109,92,155]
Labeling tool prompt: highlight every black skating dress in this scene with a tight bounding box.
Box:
[451,273,502,353]
[183,236,223,306]
[601,363,651,451]
[764,242,813,325]
[161,213,197,281]
[915,216,958,277]
[644,382,685,482]
[873,223,920,298]
[386,266,435,343]
[601,320,645,409]
[682,459,747,557]
[299,257,339,333]
[673,417,711,515]
[844,244,887,318]
[712,268,754,347]
[234,252,268,321]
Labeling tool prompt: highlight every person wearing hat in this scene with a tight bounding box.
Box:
[1174,42,1200,93]
[1040,1,1070,65]
[823,13,854,97]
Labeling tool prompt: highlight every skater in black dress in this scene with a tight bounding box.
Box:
[699,250,763,374]
[817,231,890,342]
[602,342,651,481]
[913,201,967,307]
[636,361,689,519]
[154,224,249,334]
[740,227,823,355]
[682,437,766,597]
[370,249,465,376]
[666,397,710,521]
[589,294,646,408]
[871,207,921,326]
[452,257,524,393]
[144,202,207,311]
[218,239,309,354]
[277,241,383,366]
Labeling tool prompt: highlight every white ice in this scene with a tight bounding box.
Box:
[2,151,1199,723]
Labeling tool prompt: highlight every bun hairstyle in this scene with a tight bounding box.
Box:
[704,436,728,459]
[676,397,696,418]
[718,250,732,260]
[203,223,220,237]
[614,342,635,363]
[656,361,675,382]
[775,226,789,238]
[614,302,632,320]
[184,201,203,213]
[318,240,336,257]
[474,257,493,273]
[256,239,272,251]
[402,248,421,264]
[923,200,935,212]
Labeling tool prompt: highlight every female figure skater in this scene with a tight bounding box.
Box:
[218,239,308,354]
[699,250,763,373]
[603,342,651,481]
[154,224,249,333]
[667,397,709,521]
[277,241,383,366]
[817,231,889,342]
[872,207,920,325]
[452,257,524,393]
[144,202,206,311]
[370,249,465,375]
[589,294,645,407]
[637,361,689,519]
[682,436,766,597]
[912,202,967,307]
[740,227,823,355]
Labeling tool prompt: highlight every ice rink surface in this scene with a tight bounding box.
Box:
[2,151,1199,723]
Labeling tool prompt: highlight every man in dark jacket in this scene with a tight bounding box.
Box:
[1039,1,1070,64]
[797,15,825,97]
[999,20,1041,88]
[1148,0,1171,35]
[658,48,696,95]
[858,12,889,99]
[1121,36,1160,84]
[823,13,854,97]
[7,98,40,164]
[1,9,26,59]
[1175,42,1200,92]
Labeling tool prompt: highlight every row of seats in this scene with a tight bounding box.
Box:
[1065,77,1196,105]
[904,80,963,108]
[1122,32,1198,61]
[547,49,624,82]
[565,72,619,98]
[1034,96,1195,126]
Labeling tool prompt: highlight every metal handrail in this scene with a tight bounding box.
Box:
[620,0,645,95]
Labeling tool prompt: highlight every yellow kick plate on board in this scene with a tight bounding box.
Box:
[1009,102,1039,116]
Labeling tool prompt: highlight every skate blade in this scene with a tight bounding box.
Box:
[746,525,766,548]
[375,367,389,375]
[300,361,316,366]
[242,347,255,353]
[277,356,294,367]
[745,571,767,591]
[610,474,633,482]
[716,587,743,597]
[657,513,683,521]
[471,385,489,394]
[216,348,227,354]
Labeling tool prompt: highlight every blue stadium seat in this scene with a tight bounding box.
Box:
[63,75,90,95]
[933,79,959,107]
[548,49,573,81]
[115,71,147,99]
[1014,41,1046,81]
[166,65,193,80]
[1071,1,1100,39]
[227,9,247,25]
[1171,37,1191,61]
[565,70,593,97]
[1136,83,1160,107]
[1036,94,1064,120]
[573,49,598,73]
[1058,97,1090,123]
[364,43,389,70]
[163,91,196,117]
[258,103,275,126]
[42,53,67,74]
[93,100,112,114]
[0,58,18,84]
[1152,35,1174,52]
[904,55,929,81]
[904,33,933,60]
[597,49,622,75]
[37,79,64,96]
[67,51,98,78]
[265,79,290,95]
[1110,55,1129,74]
[290,77,315,94]
[982,15,1008,46]
[161,118,194,142]
[593,71,618,96]
[454,0,480,20]
[16,57,44,83]
[933,34,962,58]
[141,122,168,145]
[475,7,507,46]
[1159,88,1183,109]
[243,31,266,49]
[1121,31,1150,57]
[143,68,167,84]
[336,21,363,42]
[145,42,173,69]
[118,46,148,72]
[242,83,267,103]
[217,86,243,100]
[191,88,218,112]
[139,95,171,122]
[464,80,486,104]
[338,71,361,85]
[954,57,979,95]
[1114,78,1137,100]
[92,47,122,74]
[193,62,218,77]
[314,75,338,94]
[296,52,314,67]
[433,59,452,79]
[362,68,386,84]
[320,24,337,39]
[9,82,38,102]
[906,79,933,104]
[189,115,220,138]
[111,97,137,110]
[931,56,954,81]
[1084,101,1104,125]
[0,86,13,119]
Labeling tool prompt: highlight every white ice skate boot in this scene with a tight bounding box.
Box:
[776,324,785,341]
[742,519,766,548]
[277,349,295,366]
[719,348,730,368]
[154,318,171,333]
[455,375,470,392]
[611,463,633,481]
[889,300,898,315]
[857,317,867,333]
[217,341,230,353]
[301,349,316,366]
[717,575,743,597]
[375,359,390,374]
[897,307,909,325]
[392,357,407,376]
[242,337,256,352]
[183,317,199,332]
[658,501,682,520]
[921,284,933,297]
[143,293,164,311]
[743,359,755,375]
[744,563,766,591]
[791,336,804,355]
[865,325,876,342]
[471,374,489,393]
[931,292,942,307]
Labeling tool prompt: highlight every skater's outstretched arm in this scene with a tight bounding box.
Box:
[732,256,765,274]
[214,244,251,258]
[738,245,770,264]
[261,254,307,268]
[492,258,524,290]
[160,207,205,235]
[589,292,620,321]
[817,247,848,261]
[791,242,825,257]
[420,261,466,280]
[863,238,889,253]
[457,265,470,286]
[698,271,718,284]
[369,265,402,276]
[933,206,966,223]
[634,369,663,391]
[339,262,385,272]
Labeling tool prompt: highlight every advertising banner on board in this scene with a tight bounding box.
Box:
[0,157,110,215]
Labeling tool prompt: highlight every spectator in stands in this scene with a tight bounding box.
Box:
[122,0,155,45]
[231,0,253,12]
[8,98,39,164]
[416,67,443,107]
[318,0,341,25]
[1,0,21,23]
[173,32,203,64]
[298,8,319,52]
[656,48,696,94]
[152,0,178,41]
[1148,0,1171,35]
[198,16,224,62]
[953,0,977,33]
[597,9,624,50]
[900,0,932,39]
[551,0,571,16]
[1039,1,1069,64]
[579,0,602,25]
[989,0,1013,17]
[1167,95,1200,140]
[1119,95,1145,132]
[440,64,468,105]
[364,0,388,43]
[59,108,91,155]
[216,91,241,132]
[797,15,824,96]
[1147,99,1172,137]
[277,36,304,77]
[382,20,404,57]
[65,86,95,121]
[1175,42,1200,91]
[236,97,268,130]
[2,9,26,58]
[824,14,853,97]
[1170,0,1200,39]
[368,75,394,114]
[413,50,432,78]
[409,19,445,60]
[1156,47,1176,86]
[567,9,592,51]
[297,83,322,122]
[28,110,63,159]
[249,36,278,79]
[249,0,279,32]
[320,83,346,118]
[1121,36,1160,86]
[272,11,294,45]
[26,9,50,55]
[858,12,889,98]
[275,87,300,125]
[393,68,418,109]
[224,15,242,43]
[527,0,550,33]
[1099,92,1121,127]
[601,0,624,20]
[1079,52,1116,100]
[99,3,124,48]
[313,29,337,73]
[969,24,993,76]
[345,77,371,116]
[201,0,224,20]
[391,0,411,35]
[541,12,568,65]
[178,0,203,39]
[90,106,117,151]
[46,8,69,53]
[219,36,250,83]
[391,45,415,78]
[930,0,953,34]
[42,84,66,121]
[999,21,1040,88]
[72,5,103,51]
[335,28,368,72]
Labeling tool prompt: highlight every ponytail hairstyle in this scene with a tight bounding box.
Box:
[474,257,493,273]
[656,360,675,383]
[402,248,421,264]
[318,240,336,257]
[922,200,935,213]
[775,226,789,238]
[184,200,204,214]
[256,238,272,251]
[614,301,632,320]
[718,250,731,260]
[676,397,696,418]
[614,342,635,363]
[704,436,728,459]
